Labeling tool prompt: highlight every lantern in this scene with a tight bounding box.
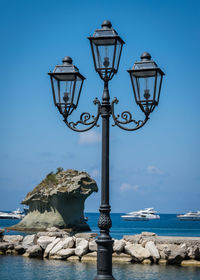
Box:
[88,20,125,81]
[128,52,165,115]
[48,56,85,117]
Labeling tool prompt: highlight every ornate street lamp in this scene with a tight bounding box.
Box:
[48,20,165,280]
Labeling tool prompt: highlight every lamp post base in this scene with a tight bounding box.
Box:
[94,238,115,280]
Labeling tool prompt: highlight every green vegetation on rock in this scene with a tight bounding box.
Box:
[43,167,64,185]
[44,172,58,185]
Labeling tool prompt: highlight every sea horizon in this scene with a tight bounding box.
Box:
[1,213,200,239]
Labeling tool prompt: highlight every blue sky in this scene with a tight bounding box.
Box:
[0,0,199,213]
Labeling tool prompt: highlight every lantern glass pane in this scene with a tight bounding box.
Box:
[52,78,61,104]
[59,80,74,105]
[131,73,156,102]
[114,40,122,69]
[155,72,161,100]
[136,76,156,103]
[92,40,115,71]
[73,76,83,107]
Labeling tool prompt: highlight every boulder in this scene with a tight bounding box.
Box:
[75,233,97,240]
[9,169,98,232]
[124,242,150,262]
[5,249,13,255]
[89,240,97,252]
[37,231,69,238]
[113,239,125,253]
[157,244,169,259]
[67,255,80,262]
[37,236,56,250]
[24,245,43,258]
[22,234,37,249]
[44,238,61,258]
[7,243,14,250]
[49,238,74,256]
[0,242,9,252]
[81,252,97,262]
[141,232,157,237]
[112,252,132,263]
[142,259,152,264]
[75,238,89,257]
[3,235,23,245]
[154,236,200,246]
[56,248,75,259]
[145,241,160,262]
[167,244,187,264]
[187,245,200,260]
[123,235,141,244]
[158,259,167,265]
[181,260,200,266]
[50,248,75,260]
[14,245,25,255]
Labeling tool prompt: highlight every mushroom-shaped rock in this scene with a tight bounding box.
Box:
[10,169,98,232]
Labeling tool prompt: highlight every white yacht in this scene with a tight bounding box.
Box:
[0,208,25,219]
[121,208,160,221]
[177,211,200,221]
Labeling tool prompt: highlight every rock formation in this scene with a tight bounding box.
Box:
[10,169,98,232]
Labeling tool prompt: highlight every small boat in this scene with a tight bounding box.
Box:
[0,208,25,219]
[177,211,200,221]
[121,208,160,221]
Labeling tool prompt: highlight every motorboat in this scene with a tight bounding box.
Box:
[121,208,160,221]
[177,211,200,221]
[0,208,25,219]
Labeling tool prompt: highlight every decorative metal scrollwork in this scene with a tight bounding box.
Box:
[111,97,149,131]
[63,98,101,132]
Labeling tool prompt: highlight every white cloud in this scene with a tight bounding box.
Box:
[120,183,139,192]
[147,165,163,175]
[79,131,101,144]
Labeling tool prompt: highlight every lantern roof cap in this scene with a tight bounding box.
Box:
[127,52,165,76]
[48,57,86,80]
[62,56,73,65]
[101,20,112,29]
[140,52,151,61]
[131,52,157,70]
[53,56,79,74]
[88,20,125,44]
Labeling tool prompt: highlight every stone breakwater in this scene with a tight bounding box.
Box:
[0,229,200,266]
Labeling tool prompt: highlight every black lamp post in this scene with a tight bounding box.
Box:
[48,20,165,280]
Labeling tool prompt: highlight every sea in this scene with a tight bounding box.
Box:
[0,213,200,280]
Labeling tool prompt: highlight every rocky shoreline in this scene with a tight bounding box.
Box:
[0,228,200,266]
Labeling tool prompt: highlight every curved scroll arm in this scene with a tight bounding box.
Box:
[63,98,101,132]
[111,97,149,131]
